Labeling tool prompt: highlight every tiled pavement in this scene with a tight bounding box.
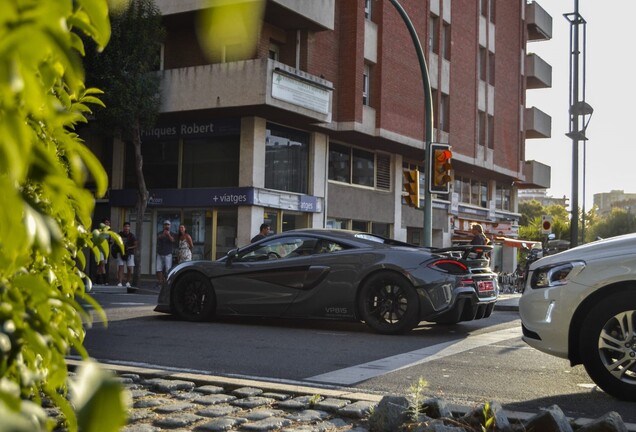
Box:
[67,360,381,432]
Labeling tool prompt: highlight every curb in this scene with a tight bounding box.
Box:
[66,360,636,431]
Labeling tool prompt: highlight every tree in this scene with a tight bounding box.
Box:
[518,201,570,241]
[588,208,636,240]
[0,0,126,430]
[83,0,165,285]
[518,200,544,227]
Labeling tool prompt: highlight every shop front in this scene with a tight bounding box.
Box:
[109,188,321,276]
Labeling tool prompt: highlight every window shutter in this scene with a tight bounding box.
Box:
[376,154,391,190]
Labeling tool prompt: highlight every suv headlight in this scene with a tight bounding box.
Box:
[530,261,586,289]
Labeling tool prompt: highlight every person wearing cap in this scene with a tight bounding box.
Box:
[156,220,176,286]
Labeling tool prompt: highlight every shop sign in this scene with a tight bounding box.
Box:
[299,195,318,212]
[140,118,240,141]
[272,71,331,114]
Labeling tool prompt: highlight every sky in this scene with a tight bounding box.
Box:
[524,0,636,208]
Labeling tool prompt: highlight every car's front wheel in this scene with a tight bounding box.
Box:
[579,291,636,401]
[359,272,420,335]
[173,272,216,322]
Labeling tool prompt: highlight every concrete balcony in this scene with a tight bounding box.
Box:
[155,0,334,31]
[526,1,552,41]
[525,53,552,89]
[159,58,333,122]
[522,160,551,189]
[524,106,551,139]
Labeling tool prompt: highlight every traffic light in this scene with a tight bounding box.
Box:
[429,143,453,194]
[403,169,420,208]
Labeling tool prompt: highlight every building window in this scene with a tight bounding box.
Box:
[488,114,495,149]
[326,218,350,230]
[488,51,495,85]
[429,14,440,54]
[268,42,280,61]
[352,220,369,232]
[124,140,178,189]
[489,0,496,23]
[479,47,487,81]
[440,93,450,132]
[442,22,451,60]
[363,63,370,106]
[265,123,309,194]
[496,184,511,210]
[455,176,489,208]
[352,148,374,187]
[478,111,486,146]
[480,0,489,17]
[328,143,350,183]
[364,0,372,19]
[328,143,388,190]
[182,137,240,188]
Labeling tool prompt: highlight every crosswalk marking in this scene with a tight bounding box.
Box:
[306,326,522,385]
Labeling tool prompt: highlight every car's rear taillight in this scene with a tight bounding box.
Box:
[429,259,468,275]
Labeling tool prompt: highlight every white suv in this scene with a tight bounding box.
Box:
[519,233,636,401]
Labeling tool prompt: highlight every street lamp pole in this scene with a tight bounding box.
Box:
[565,0,588,247]
[388,0,434,246]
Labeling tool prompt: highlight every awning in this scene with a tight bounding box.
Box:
[496,237,541,249]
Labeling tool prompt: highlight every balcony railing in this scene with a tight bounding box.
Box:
[525,53,552,89]
[159,58,333,122]
[526,1,552,41]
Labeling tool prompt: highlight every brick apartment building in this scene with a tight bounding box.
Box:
[90,0,553,275]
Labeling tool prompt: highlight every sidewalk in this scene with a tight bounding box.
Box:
[493,293,521,312]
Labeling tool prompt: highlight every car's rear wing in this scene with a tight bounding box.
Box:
[432,245,494,273]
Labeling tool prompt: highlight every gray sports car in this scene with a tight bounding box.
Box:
[155,229,498,334]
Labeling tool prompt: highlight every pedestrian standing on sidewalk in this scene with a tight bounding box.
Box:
[156,220,175,286]
[116,221,136,288]
[176,224,193,263]
[251,223,270,243]
[95,217,112,285]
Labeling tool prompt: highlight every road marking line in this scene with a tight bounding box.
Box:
[306,327,522,385]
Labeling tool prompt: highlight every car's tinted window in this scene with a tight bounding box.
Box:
[237,236,347,261]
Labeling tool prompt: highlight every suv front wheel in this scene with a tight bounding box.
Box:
[579,291,636,401]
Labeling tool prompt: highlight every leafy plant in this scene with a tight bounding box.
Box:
[407,376,429,421]
[481,401,495,431]
[0,0,126,430]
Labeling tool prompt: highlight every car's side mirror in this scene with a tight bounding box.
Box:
[226,248,238,266]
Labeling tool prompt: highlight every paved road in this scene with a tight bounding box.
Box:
[82,290,636,425]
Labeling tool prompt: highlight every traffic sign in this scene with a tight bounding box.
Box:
[541,215,552,234]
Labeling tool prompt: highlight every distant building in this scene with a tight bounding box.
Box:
[594,190,636,216]
[518,189,568,207]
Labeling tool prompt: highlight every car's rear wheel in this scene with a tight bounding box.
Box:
[359,272,420,335]
[579,292,636,401]
[173,272,215,322]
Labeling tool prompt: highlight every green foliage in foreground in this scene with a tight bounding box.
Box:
[0,0,126,430]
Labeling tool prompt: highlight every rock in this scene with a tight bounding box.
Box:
[578,411,627,432]
[524,405,573,432]
[367,395,410,432]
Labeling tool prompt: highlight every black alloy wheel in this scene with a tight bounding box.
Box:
[579,291,636,401]
[173,272,215,322]
[359,272,420,335]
